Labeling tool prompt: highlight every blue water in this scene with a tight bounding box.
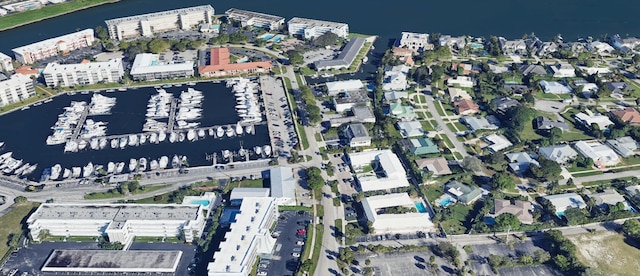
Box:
[439,197,454,207]
[261,34,274,40]
[191,199,210,207]
[484,217,496,225]
[271,36,282,42]
[556,211,565,217]
[414,202,427,213]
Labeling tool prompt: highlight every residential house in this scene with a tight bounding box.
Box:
[332,89,369,113]
[446,76,474,88]
[461,115,500,132]
[489,64,510,74]
[329,105,376,127]
[506,152,539,174]
[610,108,640,126]
[439,35,466,50]
[400,138,439,155]
[520,64,547,76]
[534,116,569,132]
[361,193,435,234]
[391,47,415,66]
[483,134,513,153]
[539,144,578,164]
[451,63,478,75]
[325,79,364,96]
[577,66,611,76]
[314,37,366,70]
[589,189,629,210]
[348,150,410,192]
[344,123,371,148]
[503,84,531,95]
[447,87,472,102]
[624,185,640,199]
[444,181,482,205]
[388,102,417,120]
[573,140,620,168]
[550,63,576,78]
[543,193,587,217]
[454,99,479,115]
[588,41,615,55]
[574,111,614,130]
[605,82,631,94]
[492,199,534,224]
[537,42,559,57]
[540,80,571,94]
[384,91,409,103]
[397,32,433,52]
[578,82,599,98]
[606,136,638,158]
[499,38,527,55]
[491,97,521,113]
[382,65,410,91]
[415,157,452,176]
[396,121,424,138]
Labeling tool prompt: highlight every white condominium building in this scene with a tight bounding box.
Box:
[0,74,35,107]
[12,29,95,64]
[129,53,194,81]
[225,8,284,30]
[27,203,207,246]
[208,197,278,276]
[105,5,215,40]
[42,58,124,87]
[398,32,434,52]
[287,17,349,39]
[0,52,13,71]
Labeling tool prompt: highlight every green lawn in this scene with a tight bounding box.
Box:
[0,201,40,262]
[420,120,436,132]
[224,179,265,193]
[434,102,447,116]
[439,203,473,235]
[0,87,51,114]
[439,134,455,149]
[0,0,118,31]
[453,152,463,160]
[454,122,468,131]
[422,185,444,203]
[84,184,170,200]
[571,170,604,177]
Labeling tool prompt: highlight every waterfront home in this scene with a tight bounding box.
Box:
[573,140,620,168]
[444,181,482,205]
[332,89,369,113]
[506,152,539,174]
[461,115,500,132]
[415,157,452,176]
[447,87,472,103]
[536,41,559,57]
[503,84,531,95]
[396,121,424,138]
[624,185,640,199]
[451,63,478,75]
[397,32,434,52]
[325,79,364,96]
[543,193,586,217]
[344,123,371,148]
[540,80,571,94]
[550,63,576,78]
[400,137,439,155]
[439,35,466,50]
[499,37,527,55]
[538,144,578,164]
[491,199,534,224]
[384,91,409,103]
[483,134,513,153]
[534,116,570,132]
[574,111,614,130]
[606,136,638,158]
[382,65,410,91]
[610,107,640,125]
[588,41,615,55]
[453,99,480,115]
[329,105,376,127]
[391,47,415,66]
[348,150,410,192]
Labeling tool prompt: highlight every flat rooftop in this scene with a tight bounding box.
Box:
[42,250,181,272]
[28,203,202,221]
[225,8,284,22]
[288,17,348,29]
[105,5,214,25]
[12,29,93,54]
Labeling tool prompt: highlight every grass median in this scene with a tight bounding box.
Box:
[0,201,40,263]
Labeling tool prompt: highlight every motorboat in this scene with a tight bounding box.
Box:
[216,126,224,138]
[83,162,94,178]
[119,137,128,149]
[150,160,159,170]
[116,162,125,174]
[169,132,177,143]
[22,164,37,176]
[139,158,147,172]
[64,141,79,153]
[254,146,262,156]
[90,139,99,150]
[172,155,180,168]
[72,167,82,178]
[99,138,107,149]
[139,134,147,145]
[107,162,115,174]
[111,139,118,149]
[14,163,30,176]
[245,124,254,134]
[198,129,206,138]
[208,128,215,137]
[187,129,197,141]
[178,132,186,142]
[158,131,167,142]
[78,140,88,151]
[50,164,62,180]
[226,127,235,137]
[222,150,230,159]
[263,145,272,156]
[149,133,158,144]
[62,169,71,179]
[0,152,11,163]
[159,156,169,169]
[128,134,138,146]
[128,159,137,172]
[235,122,243,135]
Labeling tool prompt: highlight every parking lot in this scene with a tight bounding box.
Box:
[303,48,338,66]
[260,76,298,159]
[260,211,312,276]
[354,251,452,276]
[326,153,357,195]
[1,242,196,275]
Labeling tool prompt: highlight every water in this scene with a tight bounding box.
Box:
[1,0,639,55]
[190,199,211,207]
[414,202,427,213]
[439,197,454,207]
[0,82,270,181]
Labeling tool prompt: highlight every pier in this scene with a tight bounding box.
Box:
[167,98,178,131]
[70,105,90,140]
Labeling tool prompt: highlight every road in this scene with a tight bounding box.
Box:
[423,95,469,159]
[565,169,640,185]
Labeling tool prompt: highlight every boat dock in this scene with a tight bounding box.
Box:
[167,98,178,131]
[70,105,90,140]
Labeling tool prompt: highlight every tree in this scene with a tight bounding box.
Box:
[229,32,249,44]
[530,157,561,181]
[461,156,483,172]
[300,260,312,272]
[148,38,169,54]
[492,172,515,191]
[494,213,521,231]
[519,254,534,265]
[563,207,588,225]
[622,219,640,240]
[313,32,340,47]
[210,33,229,44]
[522,93,535,104]
[286,50,304,65]
[633,54,640,64]
[14,196,27,203]
[126,181,140,193]
[306,167,324,191]
[548,127,563,144]
[430,64,445,82]
[94,25,109,41]
[7,233,20,248]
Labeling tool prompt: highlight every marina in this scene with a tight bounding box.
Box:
[0,80,272,182]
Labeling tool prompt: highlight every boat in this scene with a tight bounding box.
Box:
[78,140,88,151]
[222,150,230,159]
[172,155,180,168]
[245,124,253,134]
[99,138,107,149]
[0,141,4,148]
[139,158,147,171]
[62,169,71,179]
[83,162,94,178]
[362,56,368,63]
[169,132,177,143]
[128,134,138,146]
[159,156,169,169]
[116,162,125,174]
[22,164,37,176]
[128,159,137,172]
[187,129,197,141]
[50,164,62,180]
[208,128,215,136]
[64,140,79,153]
[158,132,167,142]
[235,122,243,135]
[14,163,30,176]
[119,137,128,149]
[40,168,51,182]
[139,134,147,145]
[178,132,186,142]
[0,152,11,162]
[216,126,224,138]
[226,127,235,137]
[72,167,81,178]
[150,160,159,170]
[149,133,158,144]
[198,129,206,138]
[44,98,53,103]
[254,146,262,156]
[90,139,99,150]
[263,145,272,156]
[107,162,115,174]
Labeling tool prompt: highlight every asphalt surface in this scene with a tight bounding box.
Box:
[265,211,312,276]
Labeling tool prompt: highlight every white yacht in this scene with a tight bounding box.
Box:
[149,133,158,144]
[64,141,79,153]
[107,162,115,174]
[169,132,177,143]
[99,138,108,149]
[139,134,147,145]
[83,162,94,178]
[150,160,159,170]
[128,159,137,172]
[198,129,206,138]
[128,134,138,146]
[119,137,128,149]
[245,124,254,134]
[263,145,272,156]
[226,127,235,137]
[187,129,197,141]
[178,132,186,142]
[208,128,215,137]
[171,155,180,168]
[14,163,30,176]
[78,140,88,151]
[50,164,62,180]
[254,146,262,156]
[158,132,167,142]
[235,122,243,135]
[159,156,169,169]
[22,164,37,176]
[90,139,99,150]
[116,162,125,174]
[72,167,82,178]
[216,126,224,138]
[222,150,230,159]
[62,169,71,179]
[111,139,118,149]
[139,158,147,171]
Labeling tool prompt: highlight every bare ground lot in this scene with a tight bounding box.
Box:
[568,231,640,276]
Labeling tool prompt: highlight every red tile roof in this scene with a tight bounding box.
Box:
[454,99,479,114]
[611,108,640,125]
[198,48,272,76]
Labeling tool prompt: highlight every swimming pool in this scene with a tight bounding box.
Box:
[414,202,427,213]
[556,211,565,217]
[272,36,282,42]
[439,197,454,207]
[190,199,210,207]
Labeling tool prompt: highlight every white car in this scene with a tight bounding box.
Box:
[292,252,300,258]
[296,240,304,246]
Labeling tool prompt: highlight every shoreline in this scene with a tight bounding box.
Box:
[0,0,120,32]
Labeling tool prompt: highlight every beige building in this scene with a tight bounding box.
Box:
[0,52,14,71]
[43,59,124,87]
[12,29,95,64]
